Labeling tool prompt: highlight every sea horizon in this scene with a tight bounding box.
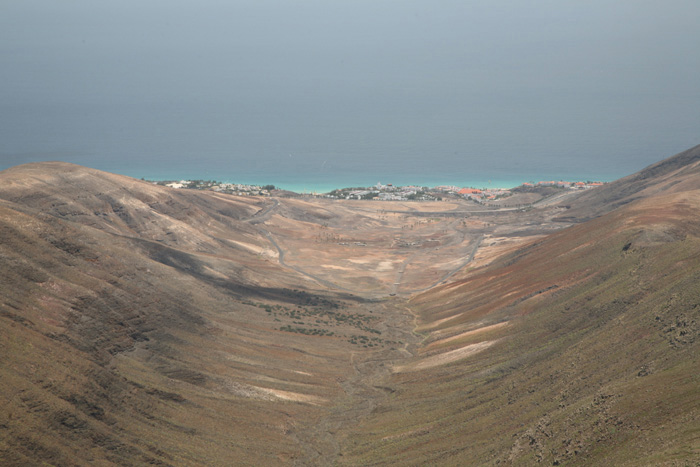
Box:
[3,0,699,199]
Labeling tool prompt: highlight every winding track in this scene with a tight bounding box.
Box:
[249,198,484,297]
[406,234,483,295]
[246,198,279,224]
[263,230,358,293]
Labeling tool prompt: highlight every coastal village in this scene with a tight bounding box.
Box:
[153,178,606,203]
[153,180,275,196]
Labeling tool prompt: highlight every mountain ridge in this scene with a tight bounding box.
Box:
[1,146,699,465]
[339,147,700,464]
[556,143,700,222]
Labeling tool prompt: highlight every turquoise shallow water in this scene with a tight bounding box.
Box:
[131,165,615,194]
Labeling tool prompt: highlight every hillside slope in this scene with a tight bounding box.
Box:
[339,150,700,465]
[2,149,699,465]
[558,143,700,221]
[0,163,386,465]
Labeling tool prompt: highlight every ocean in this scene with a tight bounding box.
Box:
[1,94,693,193]
[2,1,699,193]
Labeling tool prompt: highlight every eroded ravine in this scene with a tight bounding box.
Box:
[290,298,420,466]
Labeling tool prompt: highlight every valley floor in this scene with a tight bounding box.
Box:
[2,158,699,465]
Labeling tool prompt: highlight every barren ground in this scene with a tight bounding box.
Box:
[234,193,584,464]
[6,159,697,465]
[255,196,577,298]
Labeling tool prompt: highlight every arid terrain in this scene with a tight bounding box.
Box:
[1,145,699,465]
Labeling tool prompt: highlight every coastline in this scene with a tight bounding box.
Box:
[133,170,615,195]
[0,161,615,194]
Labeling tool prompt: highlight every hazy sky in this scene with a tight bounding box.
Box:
[1,0,699,184]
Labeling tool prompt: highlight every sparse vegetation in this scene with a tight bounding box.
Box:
[1,146,699,465]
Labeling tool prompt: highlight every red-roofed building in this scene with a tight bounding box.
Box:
[457,188,484,198]
[458,188,483,195]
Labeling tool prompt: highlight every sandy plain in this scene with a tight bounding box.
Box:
[253,194,578,298]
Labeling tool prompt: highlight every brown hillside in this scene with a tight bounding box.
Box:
[557,143,700,222]
[1,149,699,465]
[0,163,389,465]
[339,152,700,465]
